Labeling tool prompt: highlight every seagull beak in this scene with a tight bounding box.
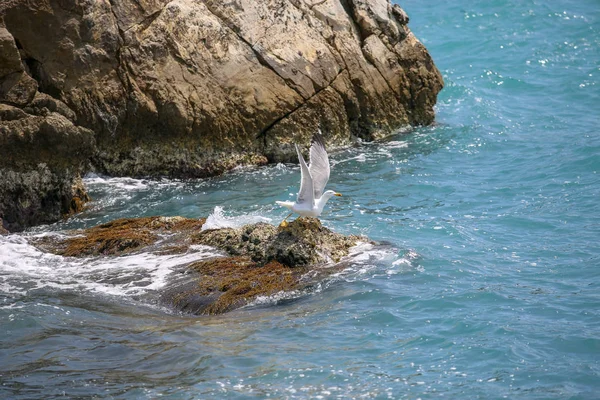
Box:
[334,193,342,197]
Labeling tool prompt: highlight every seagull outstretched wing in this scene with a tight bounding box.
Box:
[309,132,330,199]
[295,144,315,207]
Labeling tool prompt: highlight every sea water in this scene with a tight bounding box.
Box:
[1,0,599,398]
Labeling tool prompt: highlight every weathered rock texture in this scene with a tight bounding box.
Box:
[0,0,442,231]
[0,22,95,232]
[32,216,364,314]
[195,217,359,266]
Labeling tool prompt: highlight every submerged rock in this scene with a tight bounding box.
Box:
[32,216,364,315]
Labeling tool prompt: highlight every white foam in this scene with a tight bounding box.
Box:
[330,153,371,166]
[250,289,309,307]
[84,173,150,191]
[386,140,409,149]
[346,242,397,263]
[82,173,189,204]
[335,242,421,280]
[77,174,192,213]
[0,234,220,297]
[202,206,272,231]
[232,162,292,177]
[330,142,405,166]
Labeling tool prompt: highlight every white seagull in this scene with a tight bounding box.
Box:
[276,132,342,227]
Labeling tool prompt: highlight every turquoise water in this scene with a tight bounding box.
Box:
[2,0,600,398]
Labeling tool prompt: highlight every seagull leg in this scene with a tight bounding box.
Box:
[279,212,293,228]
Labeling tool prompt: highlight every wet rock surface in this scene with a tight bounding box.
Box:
[32,216,364,315]
[32,216,206,257]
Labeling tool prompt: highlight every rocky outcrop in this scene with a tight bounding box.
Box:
[195,217,359,266]
[0,0,442,231]
[32,216,365,314]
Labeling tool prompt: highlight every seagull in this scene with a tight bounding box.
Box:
[276,131,342,227]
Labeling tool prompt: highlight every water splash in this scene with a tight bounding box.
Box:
[202,206,273,231]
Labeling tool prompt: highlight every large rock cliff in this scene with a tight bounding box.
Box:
[0,0,443,231]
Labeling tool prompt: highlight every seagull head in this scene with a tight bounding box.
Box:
[323,190,342,198]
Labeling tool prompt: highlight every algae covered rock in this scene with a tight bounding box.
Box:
[31,215,364,315]
[167,217,363,315]
[33,216,206,257]
[170,257,308,315]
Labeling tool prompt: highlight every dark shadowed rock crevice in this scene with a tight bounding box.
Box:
[0,22,95,232]
[0,0,442,231]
